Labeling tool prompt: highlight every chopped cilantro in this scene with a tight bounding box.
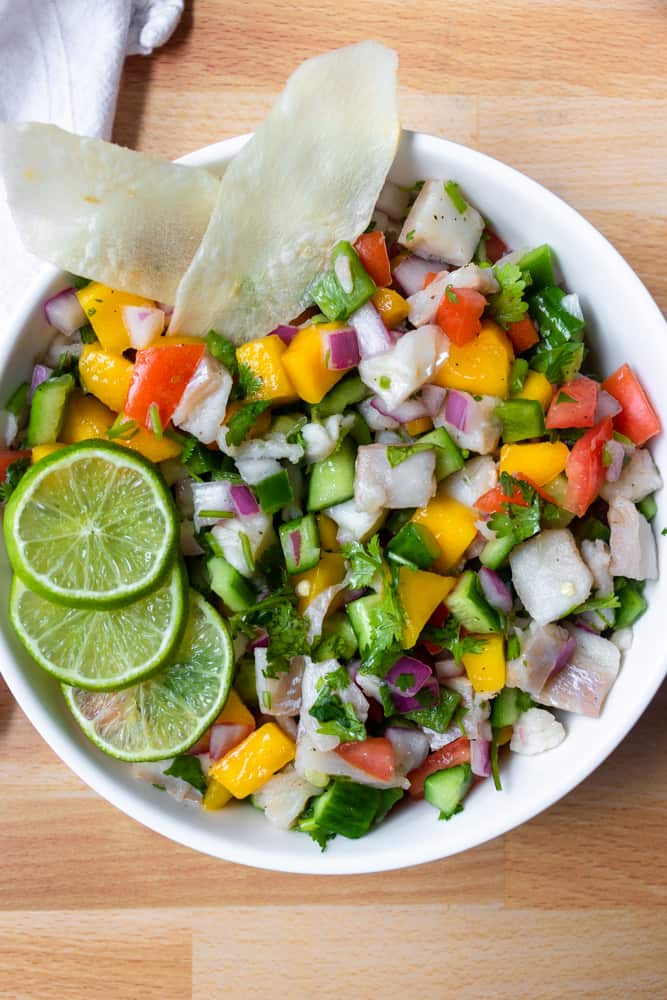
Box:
[237,362,262,399]
[422,617,488,667]
[445,285,458,304]
[225,400,271,447]
[386,442,432,468]
[506,634,521,660]
[342,535,384,590]
[405,229,415,242]
[206,330,238,374]
[163,755,207,795]
[444,180,468,214]
[556,391,576,404]
[488,262,531,329]
[570,593,621,615]
[309,684,365,742]
[394,672,415,692]
[488,474,541,546]
[231,586,310,677]
[0,457,30,503]
[402,686,461,733]
[79,324,97,344]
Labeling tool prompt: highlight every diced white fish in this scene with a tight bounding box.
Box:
[252,765,321,830]
[358,325,449,409]
[211,511,275,577]
[434,392,502,456]
[218,427,304,463]
[234,456,282,484]
[354,443,436,513]
[600,447,662,504]
[509,707,565,755]
[304,577,350,643]
[172,354,232,445]
[398,179,485,266]
[132,760,202,804]
[510,529,593,625]
[298,657,369,752]
[255,649,304,717]
[442,675,492,740]
[384,726,430,774]
[407,262,499,327]
[324,498,385,544]
[608,496,658,580]
[580,538,616,630]
[302,414,354,464]
[358,397,399,431]
[506,620,572,697]
[441,455,497,508]
[539,626,621,718]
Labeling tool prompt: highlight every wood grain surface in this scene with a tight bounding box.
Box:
[2,1,667,997]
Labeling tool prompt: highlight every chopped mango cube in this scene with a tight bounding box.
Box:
[202,778,233,811]
[433,320,514,398]
[499,441,569,486]
[293,552,346,615]
[236,334,298,405]
[516,370,554,410]
[372,287,410,329]
[215,689,255,729]
[317,513,340,552]
[78,343,133,414]
[412,492,478,573]
[462,634,506,693]
[76,283,155,354]
[210,723,296,799]
[31,443,65,463]
[404,416,433,437]
[281,323,347,404]
[398,567,456,649]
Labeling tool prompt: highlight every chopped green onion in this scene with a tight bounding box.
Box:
[444,180,468,214]
[5,381,29,417]
[490,734,503,791]
[239,531,255,573]
[106,415,140,441]
[405,230,415,242]
[198,509,235,519]
[148,404,163,438]
[445,285,458,304]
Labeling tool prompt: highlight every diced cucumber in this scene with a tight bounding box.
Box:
[315,373,371,418]
[490,686,533,728]
[614,578,648,630]
[26,373,74,446]
[417,427,464,479]
[446,570,503,633]
[385,508,416,535]
[479,534,515,570]
[346,592,384,655]
[255,469,294,515]
[279,513,321,574]
[496,399,545,443]
[424,764,472,820]
[386,522,440,569]
[519,244,555,291]
[637,493,657,522]
[307,437,356,511]
[207,555,256,612]
[6,381,29,417]
[308,779,383,839]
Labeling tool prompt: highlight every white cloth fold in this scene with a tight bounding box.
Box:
[0,0,183,329]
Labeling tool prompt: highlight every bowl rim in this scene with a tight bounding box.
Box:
[1,129,665,875]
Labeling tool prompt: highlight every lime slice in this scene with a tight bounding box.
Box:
[9,561,187,690]
[4,440,178,608]
[62,590,234,761]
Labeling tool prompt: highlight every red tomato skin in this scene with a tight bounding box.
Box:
[545,376,599,430]
[407,737,471,798]
[436,287,486,346]
[124,344,204,429]
[602,364,661,446]
[484,230,507,264]
[0,450,31,482]
[506,316,539,353]
[564,417,613,517]
[353,232,391,287]
[335,737,395,782]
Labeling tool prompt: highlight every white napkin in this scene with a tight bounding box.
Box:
[0,0,184,330]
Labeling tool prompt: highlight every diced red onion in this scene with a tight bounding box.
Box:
[122,304,165,349]
[271,324,299,346]
[370,395,430,424]
[157,301,174,317]
[392,676,440,714]
[435,657,465,680]
[478,567,513,614]
[470,738,491,778]
[550,635,577,677]
[43,287,86,334]
[230,483,260,517]
[29,364,53,402]
[248,631,269,650]
[347,661,360,683]
[289,529,302,567]
[574,618,599,634]
[324,327,360,370]
[422,383,446,419]
[274,715,299,739]
[349,301,393,358]
[386,655,433,698]
[385,725,430,773]
[604,439,625,483]
[392,255,438,296]
[595,389,622,422]
[444,389,470,431]
[209,723,253,761]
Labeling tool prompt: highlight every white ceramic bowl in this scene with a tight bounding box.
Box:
[1,131,665,874]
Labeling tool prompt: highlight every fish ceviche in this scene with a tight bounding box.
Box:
[0,44,662,848]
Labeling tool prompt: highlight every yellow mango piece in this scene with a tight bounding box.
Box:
[31,443,65,463]
[281,323,346,404]
[412,492,478,573]
[496,725,513,747]
[372,287,410,329]
[202,778,233,811]
[317,513,339,552]
[215,689,255,729]
[404,416,433,437]
[77,282,155,354]
[236,334,298,405]
[79,343,133,414]
[124,428,181,463]
[60,387,179,462]
[499,441,569,486]
[398,567,456,649]
[462,634,506,693]
[516,370,554,410]
[293,552,346,615]
[210,723,296,799]
[150,335,203,348]
[433,320,514,398]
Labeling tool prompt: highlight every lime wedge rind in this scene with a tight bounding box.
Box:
[4,440,178,609]
[9,562,188,691]
[62,590,234,762]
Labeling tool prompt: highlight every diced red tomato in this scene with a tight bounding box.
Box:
[124,343,205,429]
[602,363,661,446]
[407,737,471,798]
[422,602,449,655]
[335,737,395,782]
[506,315,539,353]
[545,376,599,430]
[354,231,391,287]
[483,229,507,265]
[436,287,486,346]
[564,416,613,517]
[0,450,30,483]
[475,476,550,514]
[423,271,438,289]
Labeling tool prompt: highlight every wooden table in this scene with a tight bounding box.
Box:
[2,2,666,996]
